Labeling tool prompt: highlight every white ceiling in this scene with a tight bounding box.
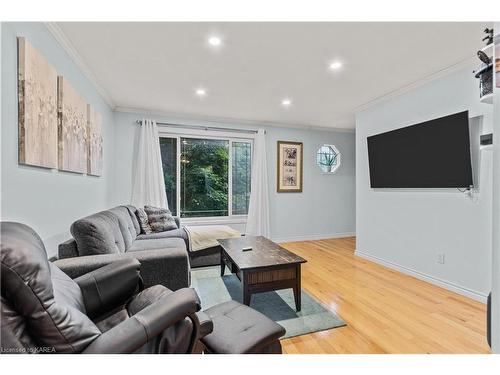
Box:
[57,22,488,130]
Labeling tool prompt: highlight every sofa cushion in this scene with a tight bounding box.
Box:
[136,228,188,242]
[71,211,125,255]
[108,206,138,249]
[144,205,177,232]
[124,205,141,236]
[127,285,172,315]
[1,222,100,353]
[135,207,152,235]
[127,238,186,252]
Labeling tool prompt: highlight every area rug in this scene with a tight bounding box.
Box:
[191,266,346,339]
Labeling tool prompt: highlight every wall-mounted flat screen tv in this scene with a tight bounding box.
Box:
[367,111,473,188]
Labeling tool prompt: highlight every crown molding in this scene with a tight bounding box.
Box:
[44,22,115,108]
[114,106,356,133]
[355,56,477,114]
[44,22,474,129]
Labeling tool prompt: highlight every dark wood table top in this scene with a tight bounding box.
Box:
[217,235,306,270]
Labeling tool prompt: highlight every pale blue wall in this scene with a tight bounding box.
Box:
[1,23,115,257]
[0,22,355,256]
[356,66,493,300]
[112,112,356,242]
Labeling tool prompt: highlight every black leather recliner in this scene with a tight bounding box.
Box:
[0,222,211,354]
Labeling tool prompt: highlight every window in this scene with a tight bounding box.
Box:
[316,144,341,174]
[159,135,252,219]
[181,138,229,218]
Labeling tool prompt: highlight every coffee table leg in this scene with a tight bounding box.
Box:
[243,288,251,306]
[243,271,251,306]
[293,265,301,311]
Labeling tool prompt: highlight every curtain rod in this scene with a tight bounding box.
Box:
[135,120,260,134]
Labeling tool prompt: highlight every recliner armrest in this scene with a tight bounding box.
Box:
[75,258,141,319]
[58,238,79,259]
[82,288,201,354]
[53,247,190,290]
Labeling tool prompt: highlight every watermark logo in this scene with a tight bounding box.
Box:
[1,346,56,354]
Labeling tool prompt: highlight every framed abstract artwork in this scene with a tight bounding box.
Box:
[87,104,103,176]
[57,76,88,174]
[277,141,303,193]
[17,37,58,169]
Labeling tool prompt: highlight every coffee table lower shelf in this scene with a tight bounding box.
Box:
[221,255,302,311]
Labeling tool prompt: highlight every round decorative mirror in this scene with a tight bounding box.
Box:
[316,145,341,174]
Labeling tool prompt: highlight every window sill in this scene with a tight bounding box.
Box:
[180,216,247,226]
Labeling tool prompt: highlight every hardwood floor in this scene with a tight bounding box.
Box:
[279,237,490,354]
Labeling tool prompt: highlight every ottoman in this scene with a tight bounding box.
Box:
[201,300,286,354]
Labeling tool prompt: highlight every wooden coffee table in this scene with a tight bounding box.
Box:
[217,236,307,311]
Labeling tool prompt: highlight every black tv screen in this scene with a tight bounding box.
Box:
[367,111,473,188]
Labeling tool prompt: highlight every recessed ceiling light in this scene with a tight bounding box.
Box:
[281,98,292,107]
[208,36,222,47]
[329,61,343,70]
[195,88,207,97]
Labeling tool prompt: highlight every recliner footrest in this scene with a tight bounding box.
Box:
[201,300,285,354]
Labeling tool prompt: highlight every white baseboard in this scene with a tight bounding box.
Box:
[273,232,356,244]
[355,250,488,303]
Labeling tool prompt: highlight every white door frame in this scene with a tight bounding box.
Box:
[491,23,500,353]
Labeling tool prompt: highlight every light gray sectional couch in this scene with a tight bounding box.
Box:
[55,205,220,291]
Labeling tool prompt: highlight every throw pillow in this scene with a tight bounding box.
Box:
[144,205,178,232]
[135,207,152,234]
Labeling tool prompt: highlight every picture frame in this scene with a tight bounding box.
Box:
[277,141,303,193]
[17,37,59,169]
[57,76,88,174]
[87,104,103,176]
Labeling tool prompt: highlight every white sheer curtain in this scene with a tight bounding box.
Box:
[131,119,168,209]
[245,129,270,237]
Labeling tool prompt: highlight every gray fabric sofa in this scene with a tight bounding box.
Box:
[56,206,190,290]
[56,205,222,290]
[58,206,188,258]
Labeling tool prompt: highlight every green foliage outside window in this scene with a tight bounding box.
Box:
[160,136,251,218]
[181,138,229,217]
